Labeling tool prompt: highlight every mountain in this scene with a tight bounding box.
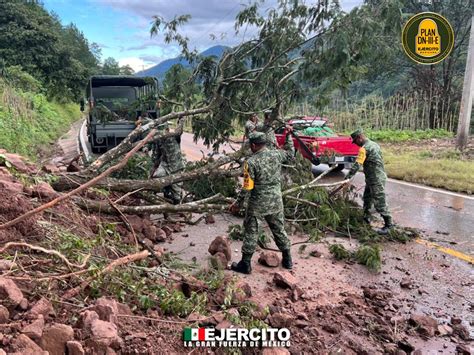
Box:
[136,45,229,80]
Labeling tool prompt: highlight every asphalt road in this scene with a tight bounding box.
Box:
[179,132,474,258]
[77,125,473,260]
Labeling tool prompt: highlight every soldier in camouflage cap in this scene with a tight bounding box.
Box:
[151,122,185,204]
[345,129,393,234]
[256,110,278,149]
[244,113,259,140]
[229,128,295,274]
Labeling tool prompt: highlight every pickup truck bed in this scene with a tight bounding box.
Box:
[274,117,359,168]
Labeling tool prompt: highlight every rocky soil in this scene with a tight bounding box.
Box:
[0,150,472,354]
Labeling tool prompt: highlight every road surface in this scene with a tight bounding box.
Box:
[179,132,474,259]
[77,125,473,260]
[71,122,473,345]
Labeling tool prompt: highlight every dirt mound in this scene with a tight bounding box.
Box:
[0,186,39,242]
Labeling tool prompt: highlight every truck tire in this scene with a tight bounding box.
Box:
[329,163,345,171]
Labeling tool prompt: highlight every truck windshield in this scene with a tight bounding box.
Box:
[92,86,136,111]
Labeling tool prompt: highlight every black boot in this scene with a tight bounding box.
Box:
[231,253,253,274]
[363,210,371,224]
[377,216,393,235]
[282,250,293,270]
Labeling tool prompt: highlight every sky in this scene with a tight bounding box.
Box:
[43,0,363,72]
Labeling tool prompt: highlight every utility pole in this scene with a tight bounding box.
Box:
[456,16,474,150]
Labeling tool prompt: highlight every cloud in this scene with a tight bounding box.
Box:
[99,0,363,62]
[96,42,110,49]
[139,54,167,63]
[118,57,155,72]
[97,0,243,24]
[98,0,252,51]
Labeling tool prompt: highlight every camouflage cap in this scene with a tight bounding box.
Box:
[248,131,267,144]
[350,128,363,142]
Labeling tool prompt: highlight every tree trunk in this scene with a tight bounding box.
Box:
[53,150,245,193]
[456,16,474,150]
[74,197,229,215]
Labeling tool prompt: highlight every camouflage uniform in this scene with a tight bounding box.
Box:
[239,132,295,255]
[244,119,257,139]
[256,122,278,149]
[346,139,392,224]
[152,133,185,203]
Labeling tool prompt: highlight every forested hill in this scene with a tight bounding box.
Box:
[0,1,99,158]
[0,1,102,101]
[136,45,229,79]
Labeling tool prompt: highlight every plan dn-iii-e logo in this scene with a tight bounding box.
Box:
[402,12,454,64]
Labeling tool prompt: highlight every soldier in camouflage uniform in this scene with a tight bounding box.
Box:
[256,110,278,149]
[345,129,393,234]
[151,124,185,204]
[244,113,258,139]
[230,129,295,274]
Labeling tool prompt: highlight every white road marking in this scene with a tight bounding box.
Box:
[386,177,474,200]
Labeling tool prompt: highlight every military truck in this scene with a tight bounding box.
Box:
[81,75,159,153]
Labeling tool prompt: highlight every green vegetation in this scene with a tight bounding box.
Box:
[0,1,134,101]
[0,1,136,159]
[384,146,474,194]
[110,154,153,180]
[0,77,81,159]
[183,160,238,199]
[329,243,382,272]
[329,243,350,260]
[367,129,453,143]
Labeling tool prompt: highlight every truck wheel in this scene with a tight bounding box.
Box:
[329,164,345,171]
[334,164,345,171]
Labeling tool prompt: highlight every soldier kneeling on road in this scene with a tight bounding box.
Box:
[345,129,393,234]
[229,129,295,274]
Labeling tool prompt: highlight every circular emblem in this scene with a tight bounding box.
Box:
[401,12,454,65]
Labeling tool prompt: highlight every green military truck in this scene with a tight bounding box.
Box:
[82,75,159,153]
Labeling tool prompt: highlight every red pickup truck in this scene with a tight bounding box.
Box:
[275,116,359,170]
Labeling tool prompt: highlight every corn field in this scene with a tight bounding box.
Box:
[293,91,460,132]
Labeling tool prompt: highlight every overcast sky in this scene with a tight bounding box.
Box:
[43,0,363,72]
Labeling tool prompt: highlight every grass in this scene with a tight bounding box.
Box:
[366,129,453,143]
[0,80,81,160]
[329,243,382,272]
[383,146,473,194]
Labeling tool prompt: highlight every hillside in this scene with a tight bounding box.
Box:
[136,45,229,79]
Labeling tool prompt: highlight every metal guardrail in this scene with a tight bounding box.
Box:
[79,118,92,163]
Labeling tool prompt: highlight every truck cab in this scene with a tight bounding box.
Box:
[83,75,159,153]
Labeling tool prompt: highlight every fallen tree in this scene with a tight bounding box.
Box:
[53,150,245,192]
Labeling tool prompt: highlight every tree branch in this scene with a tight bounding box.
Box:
[0,129,157,230]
